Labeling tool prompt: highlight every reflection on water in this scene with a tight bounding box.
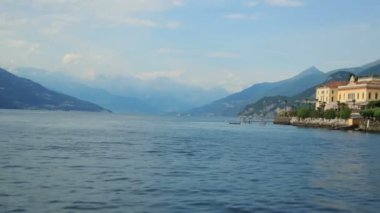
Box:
[0,110,379,212]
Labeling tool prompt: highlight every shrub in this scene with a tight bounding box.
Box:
[339,108,352,119]
[373,108,380,119]
[323,109,336,119]
[310,109,323,118]
[297,108,311,119]
[367,101,380,109]
[287,110,298,117]
[338,103,348,110]
[360,109,374,118]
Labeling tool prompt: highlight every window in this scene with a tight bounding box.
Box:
[339,94,341,100]
[331,97,334,102]
[357,93,359,99]
[369,92,372,100]
[362,92,364,99]
[376,93,378,100]
[332,90,334,94]
[348,93,355,100]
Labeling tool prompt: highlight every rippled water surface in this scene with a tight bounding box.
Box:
[1,110,380,212]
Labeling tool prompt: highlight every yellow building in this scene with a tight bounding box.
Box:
[337,76,380,109]
[316,81,347,109]
[315,75,380,110]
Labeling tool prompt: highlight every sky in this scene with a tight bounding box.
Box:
[1,0,380,92]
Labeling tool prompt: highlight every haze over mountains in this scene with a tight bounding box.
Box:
[188,67,327,116]
[189,59,380,117]
[1,59,379,115]
[239,70,356,117]
[14,68,229,114]
[0,68,107,112]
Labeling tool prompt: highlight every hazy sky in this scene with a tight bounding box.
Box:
[1,0,380,92]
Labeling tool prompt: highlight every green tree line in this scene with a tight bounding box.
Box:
[360,100,380,119]
[296,108,351,120]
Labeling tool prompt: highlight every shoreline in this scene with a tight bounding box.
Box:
[274,116,380,133]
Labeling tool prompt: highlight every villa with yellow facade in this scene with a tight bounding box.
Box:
[316,75,380,110]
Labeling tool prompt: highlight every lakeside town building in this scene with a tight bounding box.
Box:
[315,81,347,109]
[316,75,380,110]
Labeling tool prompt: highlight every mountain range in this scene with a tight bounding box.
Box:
[0,67,107,112]
[239,70,355,117]
[189,59,380,117]
[2,58,379,115]
[14,68,229,114]
[188,66,327,116]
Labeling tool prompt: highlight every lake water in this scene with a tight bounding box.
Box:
[0,110,379,212]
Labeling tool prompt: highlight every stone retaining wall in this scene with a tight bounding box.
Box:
[273,117,291,125]
[290,117,350,129]
[359,120,380,132]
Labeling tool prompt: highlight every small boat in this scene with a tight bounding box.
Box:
[229,121,241,125]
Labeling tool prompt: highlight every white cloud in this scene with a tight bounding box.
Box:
[208,52,240,59]
[165,21,181,29]
[122,18,160,28]
[134,70,184,80]
[0,15,30,29]
[184,70,248,93]
[81,68,97,81]
[3,39,40,54]
[112,18,180,29]
[3,0,183,30]
[31,0,80,4]
[62,53,81,65]
[224,13,260,21]
[218,72,247,92]
[265,0,304,7]
[246,1,259,7]
[41,15,80,35]
[28,0,184,16]
[0,39,41,68]
[156,48,183,54]
[172,0,185,6]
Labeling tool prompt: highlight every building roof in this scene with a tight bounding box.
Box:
[318,81,348,89]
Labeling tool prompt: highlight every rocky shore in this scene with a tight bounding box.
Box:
[274,116,380,133]
[273,117,291,125]
[289,117,352,130]
[359,120,380,132]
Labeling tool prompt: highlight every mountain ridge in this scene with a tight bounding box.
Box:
[187,66,326,116]
[188,58,380,117]
[0,67,109,112]
[14,67,229,113]
[14,67,160,114]
[238,59,380,117]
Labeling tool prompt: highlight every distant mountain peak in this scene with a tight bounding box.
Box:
[299,66,322,75]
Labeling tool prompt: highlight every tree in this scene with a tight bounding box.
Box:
[360,109,374,118]
[373,108,380,120]
[319,101,326,112]
[324,109,336,119]
[339,108,352,119]
[297,108,311,119]
[310,109,323,118]
[367,101,380,109]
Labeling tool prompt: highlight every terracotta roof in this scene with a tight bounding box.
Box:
[319,81,348,88]
[341,81,378,86]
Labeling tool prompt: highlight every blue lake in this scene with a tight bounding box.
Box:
[0,110,379,212]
